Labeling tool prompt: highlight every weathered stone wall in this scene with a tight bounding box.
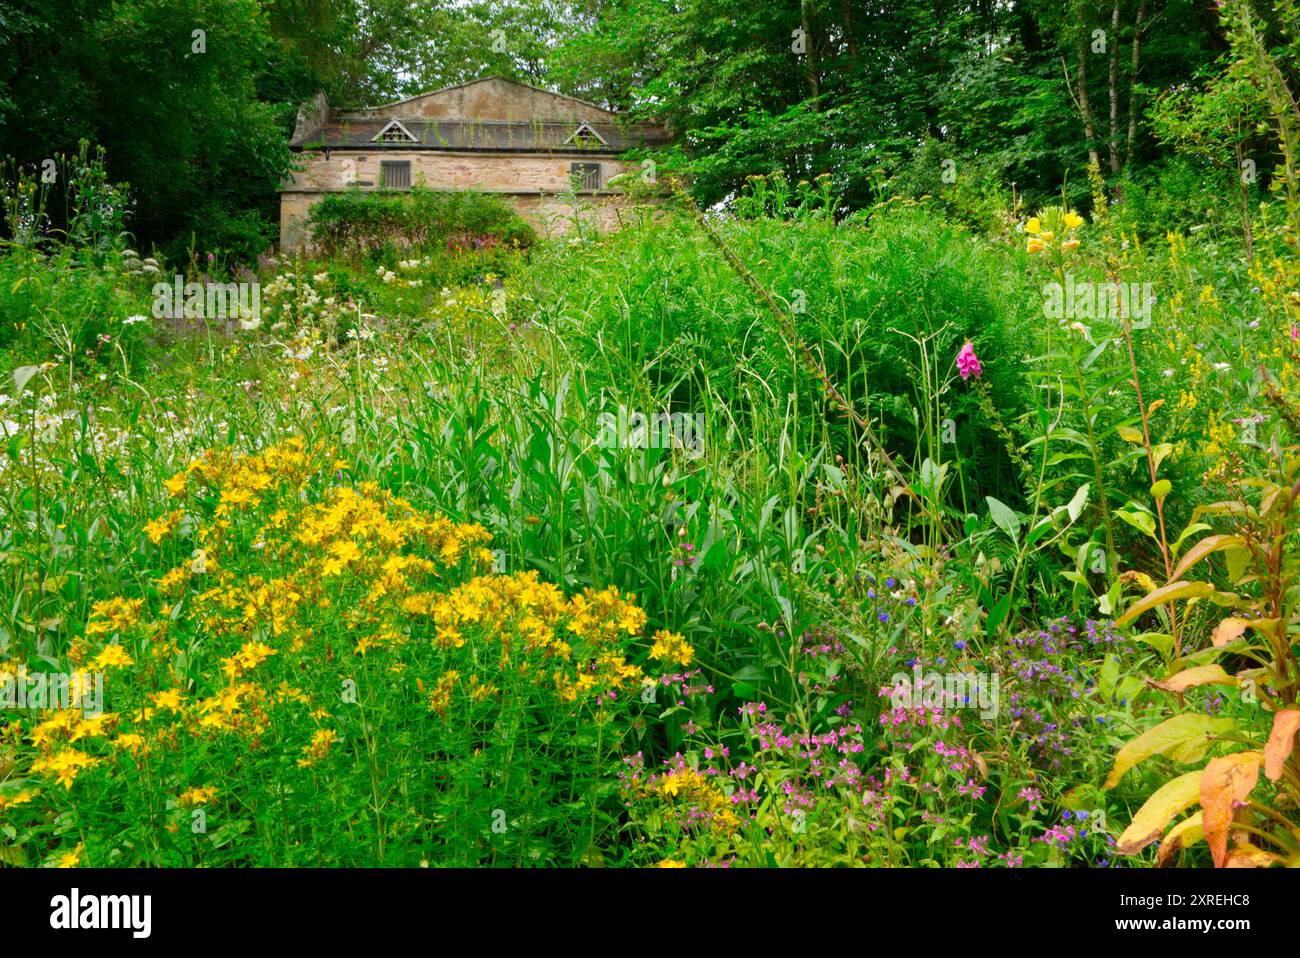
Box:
[284,151,630,193]
[279,151,646,250]
[357,78,612,124]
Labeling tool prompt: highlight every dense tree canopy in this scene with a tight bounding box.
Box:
[0,0,1296,255]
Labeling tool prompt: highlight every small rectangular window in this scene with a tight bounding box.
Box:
[382,161,411,189]
[570,162,600,191]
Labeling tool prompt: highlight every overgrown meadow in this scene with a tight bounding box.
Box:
[3,154,1300,869]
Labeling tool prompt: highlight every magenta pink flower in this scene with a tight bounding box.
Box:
[956,341,982,380]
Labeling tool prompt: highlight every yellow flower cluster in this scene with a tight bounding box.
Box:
[177,786,217,807]
[648,629,694,666]
[7,437,655,832]
[84,597,144,637]
[164,435,313,516]
[1025,209,1085,255]
[297,728,340,768]
[650,767,741,836]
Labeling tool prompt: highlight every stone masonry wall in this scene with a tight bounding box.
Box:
[279,150,644,250]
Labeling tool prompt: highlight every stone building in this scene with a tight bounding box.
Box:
[279,76,670,251]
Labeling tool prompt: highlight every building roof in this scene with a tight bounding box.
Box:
[359,76,620,118]
[291,117,667,153]
[289,76,669,153]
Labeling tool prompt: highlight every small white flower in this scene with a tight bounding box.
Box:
[123,314,149,325]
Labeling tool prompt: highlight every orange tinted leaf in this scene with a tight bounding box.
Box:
[1115,581,1215,627]
[1263,710,1300,783]
[1148,664,1234,693]
[1211,617,1250,647]
[1199,753,1261,868]
[1224,843,1282,868]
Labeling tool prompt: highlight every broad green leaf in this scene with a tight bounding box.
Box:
[1116,424,1145,444]
[1066,482,1089,522]
[985,593,1011,636]
[1115,507,1156,539]
[1170,535,1243,582]
[1224,546,1251,584]
[1105,714,1237,788]
[1171,522,1211,554]
[1150,479,1171,504]
[1115,580,1215,627]
[1097,654,1120,698]
[985,496,1020,542]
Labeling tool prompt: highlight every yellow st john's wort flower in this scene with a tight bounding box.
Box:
[31,749,101,789]
[53,843,84,868]
[143,509,184,544]
[0,789,38,814]
[85,597,145,637]
[649,629,694,667]
[151,689,184,711]
[89,644,134,670]
[177,786,218,807]
[297,728,341,767]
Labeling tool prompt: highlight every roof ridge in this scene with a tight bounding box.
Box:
[355,76,620,116]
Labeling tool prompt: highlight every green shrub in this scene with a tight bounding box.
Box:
[307,186,537,258]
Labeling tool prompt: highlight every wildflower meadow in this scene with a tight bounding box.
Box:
[0,0,1298,937]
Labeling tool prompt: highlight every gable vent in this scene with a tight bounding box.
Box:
[373,119,419,144]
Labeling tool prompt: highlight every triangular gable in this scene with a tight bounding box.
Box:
[564,122,609,146]
[372,119,419,143]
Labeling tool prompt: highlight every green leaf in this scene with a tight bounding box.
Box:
[1170,535,1243,582]
[985,496,1020,542]
[985,593,1011,636]
[1150,479,1171,504]
[1152,443,1175,473]
[1171,522,1211,554]
[1105,714,1237,787]
[1116,424,1145,444]
[1066,482,1090,522]
[1115,507,1156,539]
[1225,546,1251,584]
[1115,580,1216,627]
